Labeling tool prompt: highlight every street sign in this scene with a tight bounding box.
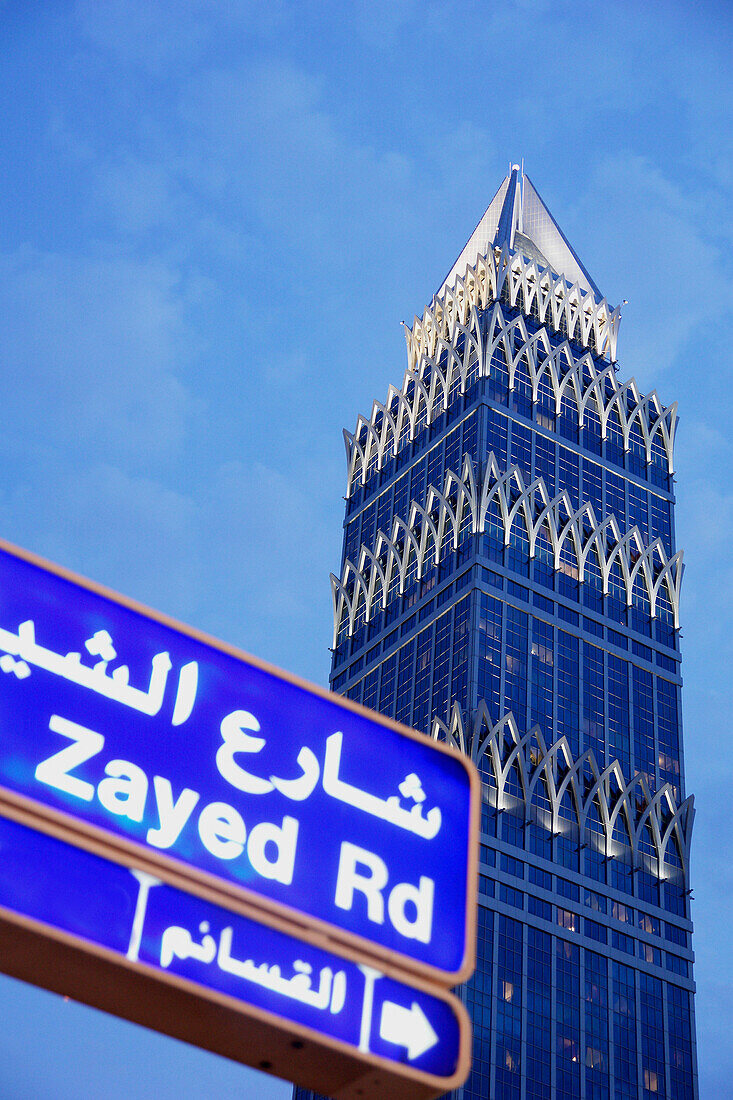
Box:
[0,539,478,983]
[0,801,471,1099]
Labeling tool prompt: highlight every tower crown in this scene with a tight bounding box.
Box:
[437,164,602,302]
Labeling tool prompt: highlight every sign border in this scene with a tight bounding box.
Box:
[0,536,480,987]
[0,796,472,1099]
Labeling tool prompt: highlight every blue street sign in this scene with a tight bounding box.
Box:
[0,809,468,1088]
[0,542,478,981]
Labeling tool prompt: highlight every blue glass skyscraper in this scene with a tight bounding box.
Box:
[296,167,697,1098]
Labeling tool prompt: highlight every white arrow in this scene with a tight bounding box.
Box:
[379,999,438,1061]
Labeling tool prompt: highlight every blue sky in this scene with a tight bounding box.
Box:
[0,1,730,1096]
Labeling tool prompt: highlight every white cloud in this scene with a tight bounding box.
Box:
[577,153,733,383]
[354,0,419,47]
[94,158,180,235]
[0,248,195,465]
[74,0,284,73]
[4,464,199,612]
[0,449,342,685]
[175,57,422,262]
[199,458,341,645]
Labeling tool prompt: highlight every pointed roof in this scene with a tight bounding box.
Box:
[437,165,602,301]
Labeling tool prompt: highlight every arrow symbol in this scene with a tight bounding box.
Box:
[379,999,438,1061]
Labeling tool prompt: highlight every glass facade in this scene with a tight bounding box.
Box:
[295,170,697,1099]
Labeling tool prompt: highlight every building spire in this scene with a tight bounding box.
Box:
[494,163,523,250]
[437,164,602,301]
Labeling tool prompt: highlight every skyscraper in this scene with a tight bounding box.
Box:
[295,167,697,1099]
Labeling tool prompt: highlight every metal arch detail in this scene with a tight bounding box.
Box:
[413,245,620,362]
[430,702,694,887]
[344,292,677,495]
[330,452,683,646]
